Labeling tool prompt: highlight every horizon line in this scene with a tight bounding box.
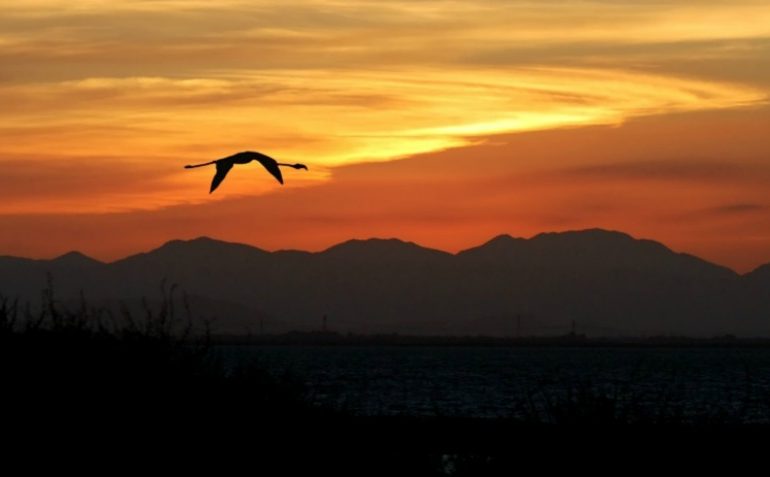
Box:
[3,227,765,275]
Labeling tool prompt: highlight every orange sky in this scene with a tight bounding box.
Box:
[1,1,769,272]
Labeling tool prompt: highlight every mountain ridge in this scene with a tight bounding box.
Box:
[3,228,759,275]
[2,228,768,337]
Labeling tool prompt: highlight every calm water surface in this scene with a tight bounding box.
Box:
[217,346,770,422]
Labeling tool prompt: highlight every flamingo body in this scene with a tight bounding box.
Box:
[184,151,308,193]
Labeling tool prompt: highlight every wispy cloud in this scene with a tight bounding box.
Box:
[545,160,768,183]
[0,156,185,214]
[680,203,769,221]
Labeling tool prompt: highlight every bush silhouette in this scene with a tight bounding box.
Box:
[1,281,331,476]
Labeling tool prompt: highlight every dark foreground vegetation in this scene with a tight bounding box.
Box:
[2,284,768,476]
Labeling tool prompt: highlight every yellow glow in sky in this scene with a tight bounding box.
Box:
[0,67,764,213]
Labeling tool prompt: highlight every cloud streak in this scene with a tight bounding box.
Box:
[543,160,770,184]
[0,67,763,212]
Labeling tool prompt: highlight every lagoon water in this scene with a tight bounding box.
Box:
[218,346,770,422]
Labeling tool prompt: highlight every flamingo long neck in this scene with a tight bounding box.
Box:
[184,160,216,168]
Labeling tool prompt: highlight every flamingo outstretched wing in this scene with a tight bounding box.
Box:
[255,158,284,184]
[210,161,233,193]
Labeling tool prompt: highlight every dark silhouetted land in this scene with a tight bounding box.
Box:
[3,289,770,476]
[4,229,770,475]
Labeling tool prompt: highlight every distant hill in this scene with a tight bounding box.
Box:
[1,229,768,337]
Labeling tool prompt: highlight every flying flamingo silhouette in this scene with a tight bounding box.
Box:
[184,151,308,193]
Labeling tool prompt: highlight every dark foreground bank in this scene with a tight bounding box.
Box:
[2,292,768,476]
[7,413,770,476]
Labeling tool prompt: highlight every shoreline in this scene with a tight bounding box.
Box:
[209,331,770,348]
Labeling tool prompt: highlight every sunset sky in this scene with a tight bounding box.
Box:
[1,0,769,272]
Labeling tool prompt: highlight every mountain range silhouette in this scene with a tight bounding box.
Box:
[2,229,769,337]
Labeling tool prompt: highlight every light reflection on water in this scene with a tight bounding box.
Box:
[217,346,770,422]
